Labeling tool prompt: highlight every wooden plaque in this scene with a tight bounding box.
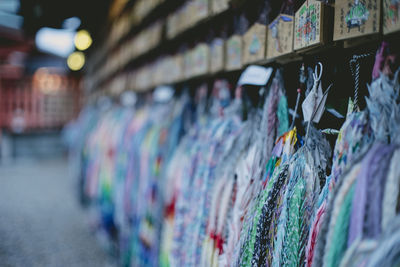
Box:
[334,0,381,40]
[210,38,225,73]
[192,43,210,76]
[154,60,163,86]
[266,14,294,60]
[243,23,267,64]
[173,54,184,82]
[183,50,193,79]
[294,0,325,50]
[225,35,243,71]
[383,0,400,34]
[136,67,152,91]
[212,0,229,15]
[194,0,210,24]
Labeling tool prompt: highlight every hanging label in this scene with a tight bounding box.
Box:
[238,65,273,86]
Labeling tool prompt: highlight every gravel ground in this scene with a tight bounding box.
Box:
[0,158,116,267]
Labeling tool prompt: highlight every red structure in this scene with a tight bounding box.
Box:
[0,26,81,133]
[0,71,80,132]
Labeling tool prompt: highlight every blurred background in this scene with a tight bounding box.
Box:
[0,0,112,161]
[0,0,116,266]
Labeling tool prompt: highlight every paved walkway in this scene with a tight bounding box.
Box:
[0,158,115,267]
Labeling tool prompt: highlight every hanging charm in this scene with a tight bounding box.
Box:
[302,62,327,124]
[302,62,332,140]
[349,53,373,111]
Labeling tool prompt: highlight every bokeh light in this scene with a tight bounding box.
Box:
[74,30,92,51]
[67,52,85,71]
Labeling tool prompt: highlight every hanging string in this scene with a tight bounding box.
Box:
[290,89,301,129]
[349,53,373,111]
[291,64,307,129]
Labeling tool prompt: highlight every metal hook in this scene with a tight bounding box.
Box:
[313,62,323,83]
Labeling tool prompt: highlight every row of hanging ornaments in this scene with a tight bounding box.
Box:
[66,40,400,267]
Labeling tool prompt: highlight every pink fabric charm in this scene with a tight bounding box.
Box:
[372,41,388,80]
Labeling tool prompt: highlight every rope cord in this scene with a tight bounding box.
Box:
[349,53,373,111]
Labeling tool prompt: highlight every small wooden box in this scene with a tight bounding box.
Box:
[149,63,158,88]
[193,0,210,24]
[192,43,210,77]
[172,54,184,82]
[212,0,229,15]
[334,0,381,40]
[294,0,327,50]
[242,23,267,64]
[210,38,225,73]
[136,67,152,91]
[154,60,163,86]
[383,0,400,34]
[266,14,294,60]
[225,34,243,71]
[128,72,136,91]
[183,50,194,79]
[166,12,179,39]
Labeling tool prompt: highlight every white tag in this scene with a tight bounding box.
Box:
[302,82,327,123]
[326,108,344,119]
[213,38,224,46]
[120,91,137,107]
[288,108,300,119]
[346,97,354,118]
[238,65,273,86]
[154,86,174,103]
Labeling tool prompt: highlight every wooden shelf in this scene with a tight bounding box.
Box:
[92,8,232,90]
[90,0,185,73]
[87,0,400,96]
